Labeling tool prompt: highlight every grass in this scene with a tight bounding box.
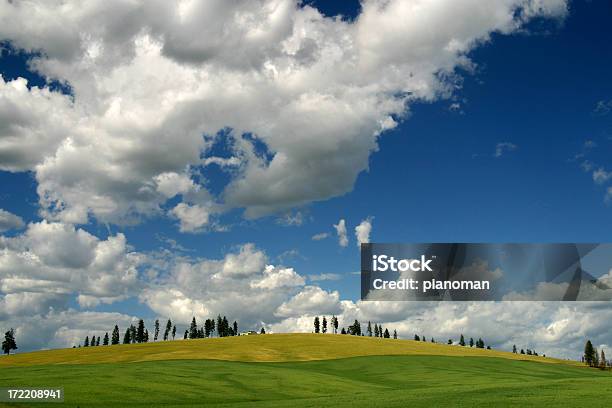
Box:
[0,333,580,367]
[0,334,609,407]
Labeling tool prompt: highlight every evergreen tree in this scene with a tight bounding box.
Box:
[172,325,176,340]
[487,346,491,350]
[136,319,145,343]
[341,327,346,334]
[217,315,223,337]
[144,329,149,343]
[111,325,120,345]
[260,327,266,334]
[422,336,426,342]
[383,328,390,338]
[164,319,172,341]
[84,336,89,347]
[2,329,17,355]
[130,324,137,343]
[459,334,466,346]
[154,319,160,341]
[513,344,517,354]
[103,332,109,346]
[393,330,398,339]
[314,316,320,333]
[333,315,338,334]
[374,324,379,337]
[520,349,525,354]
[600,349,606,369]
[322,317,328,334]
[367,321,373,337]
[123,328,131,344]
[96,336,100,346]
[584,340,596,367]
[448,339,453,345]
[222,316,229,337]
[469,337,474,347]
[431,338,435,343]
[348,320,361,336]
[184,330,188,339]
[233,321,238,336]
[189,317,198,339]
[414,334,420,341]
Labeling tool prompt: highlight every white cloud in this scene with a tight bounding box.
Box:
[250,265,305,290]
[355,217,373,247]
[311,232,329,241]
[308,273,342,282]
[0,0,568,224]
[494,142,518,157]
[0,208,24,232]
[333,219,348,247]
[593,168,612,185]
[169,203,211,233]
[0,221,141,311]
[275,286,341,318]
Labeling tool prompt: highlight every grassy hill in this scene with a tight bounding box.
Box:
[1,334,610,407]
[0,333,580,366]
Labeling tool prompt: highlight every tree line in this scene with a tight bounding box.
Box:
[77,315,242,348]
[312,317,398,339]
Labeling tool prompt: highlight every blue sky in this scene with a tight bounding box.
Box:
[0,0,611,356]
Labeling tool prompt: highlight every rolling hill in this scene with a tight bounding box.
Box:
[1,334,609,407]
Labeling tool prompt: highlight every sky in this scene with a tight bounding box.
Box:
[0,0,611,359]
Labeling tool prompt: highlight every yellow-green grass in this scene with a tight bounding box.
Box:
[0,333,581,367]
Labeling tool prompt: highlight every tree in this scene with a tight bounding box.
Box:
[341,327,346,334]
[600,349,606,369]
[584,340,596,367]
[414,334,420,341]
[520,349,525,354]
[448,339,453,345]
[172,325,176,340]
[96,336,100,346]
[367,321,372,337]
[233,321,238,336]
[513,344,517,354]
[189,317,198,339]
[123,328,131,344]
[333,315,338,334]
[314,316,320,333]
[154,319,160,341]
[164,319,172,341]
[2,329,17,355]
[111,325,120,345]
[322,317,328,334]
[130,324,137,344]
[137,319,146,343]
[84,336,90,347]
[383,328,390,338]
[348,320,361,336]
[393,330,398,339]
[260,327,266,334]
[469,337,474,347]
[103,332,109,346]
[144,329,149,343]
[459,334,466,346]
[184,330,188,339]
[431,338,435,343]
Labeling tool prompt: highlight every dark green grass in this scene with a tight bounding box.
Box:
[0,356,610,407]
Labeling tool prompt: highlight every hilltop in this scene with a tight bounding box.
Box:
[0,333,578,367]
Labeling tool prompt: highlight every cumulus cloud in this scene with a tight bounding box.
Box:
[169,202,211,233]
[0,0,568,225]
[333,219,348,247]
[0,208,24,232]
[0,221,141,313]
[355,217,373,247]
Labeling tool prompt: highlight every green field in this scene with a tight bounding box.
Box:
[0,334,610,407]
